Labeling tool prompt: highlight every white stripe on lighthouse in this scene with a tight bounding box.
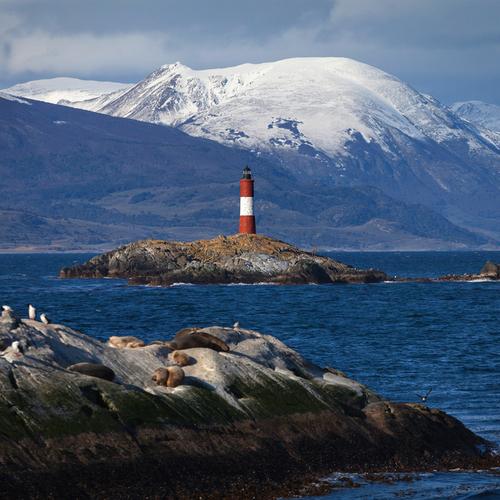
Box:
[240,196,254,216]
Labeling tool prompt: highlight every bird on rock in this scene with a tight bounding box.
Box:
[1,306,20,329]
[1,341,24,362]
[40,313,51,325]
[28,304,36,320]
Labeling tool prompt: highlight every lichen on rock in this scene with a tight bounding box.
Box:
[60,234,388,285]
[0,312,497,497]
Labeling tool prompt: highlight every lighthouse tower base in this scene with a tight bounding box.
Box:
[239,166,256,234]
[239,216,256,234]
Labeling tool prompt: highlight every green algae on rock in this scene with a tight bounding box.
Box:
[0,312,497,498]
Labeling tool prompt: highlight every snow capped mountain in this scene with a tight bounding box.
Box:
[3,58,500,243]
[89,58,500,234]
[451,100,500,132]
[1,77,132,106]
[0,92,31,105]
[93,58,497,158]
[3,93,486,250]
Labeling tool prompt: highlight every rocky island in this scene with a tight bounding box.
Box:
[0,306,497,498]
[393,260,500,283]
[437,260,500,282]
[59,234,387,285]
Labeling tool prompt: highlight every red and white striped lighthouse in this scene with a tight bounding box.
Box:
[239,166,256,234]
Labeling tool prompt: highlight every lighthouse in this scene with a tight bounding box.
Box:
[239,166,256,234]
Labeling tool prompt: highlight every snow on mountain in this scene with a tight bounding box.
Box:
[94,58,498,159]
[0,92,31,105]
[451,100,500,132]
[3,58,500,242]
[1,77,132,106]
[89,57,500,241]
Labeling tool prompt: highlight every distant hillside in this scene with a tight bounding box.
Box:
[2,77,131,106]
[0,94,492,250]
[451,101,500,134]
[9,57,499,245]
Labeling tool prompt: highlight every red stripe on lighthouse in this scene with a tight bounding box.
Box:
[239,167,256,234]
[239,215,256,234]
[240,179,254,197]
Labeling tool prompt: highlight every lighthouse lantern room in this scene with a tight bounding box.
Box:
[239,166,256,234]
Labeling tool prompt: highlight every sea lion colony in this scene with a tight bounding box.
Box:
[0,305,230,385]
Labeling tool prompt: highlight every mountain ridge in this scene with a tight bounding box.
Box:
[451,100,500,133]
[16,56,497,238]
[2,77,131,106]
[0,94,492,251]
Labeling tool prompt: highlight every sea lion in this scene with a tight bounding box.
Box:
[165,329,229,352]
[108,335,145,349]
[151,366,185,388]
[151,367,168,386]
[170,350,191,367]
[68,362,115,382]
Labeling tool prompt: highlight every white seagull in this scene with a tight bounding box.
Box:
[1,341,24,362]
[28,304,36,320]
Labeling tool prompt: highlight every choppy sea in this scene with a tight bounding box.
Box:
[0,251,499,499]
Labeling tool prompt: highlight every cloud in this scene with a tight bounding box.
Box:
[2,31,172,77]
[0,0,499,104]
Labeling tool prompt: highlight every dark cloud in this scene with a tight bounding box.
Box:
[0,0,499,104]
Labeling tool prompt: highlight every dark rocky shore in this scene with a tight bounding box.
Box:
[394,260,500,283]
[60,234,388,285]
[0,307,498,499]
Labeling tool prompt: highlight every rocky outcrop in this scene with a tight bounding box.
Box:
[480,261,500,278]
[431,260,500,282]
[391,261,500,283]
[59,234,388,285]
[0,310,496,498]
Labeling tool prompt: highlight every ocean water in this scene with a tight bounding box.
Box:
[0,251,499,498]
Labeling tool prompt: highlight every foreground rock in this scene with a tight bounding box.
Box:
[0,313,497,498]
[59,234,387,285]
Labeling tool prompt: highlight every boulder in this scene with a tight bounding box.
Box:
[480,261,500,278]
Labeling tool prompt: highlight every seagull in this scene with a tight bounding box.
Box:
[233,321,240,329]
[1,306,20,328]
[417,388,432,402]
[11,341,23,355]
[1,341,24,361]
[28,304,36,320]
[40,313,51,325]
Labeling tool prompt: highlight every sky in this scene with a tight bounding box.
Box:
[1,0,499,104]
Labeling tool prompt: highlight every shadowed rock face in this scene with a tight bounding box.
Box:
[0,313,497,498]
[480,261,500,278]
[398,260,500,283]
[59,234,387,285]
